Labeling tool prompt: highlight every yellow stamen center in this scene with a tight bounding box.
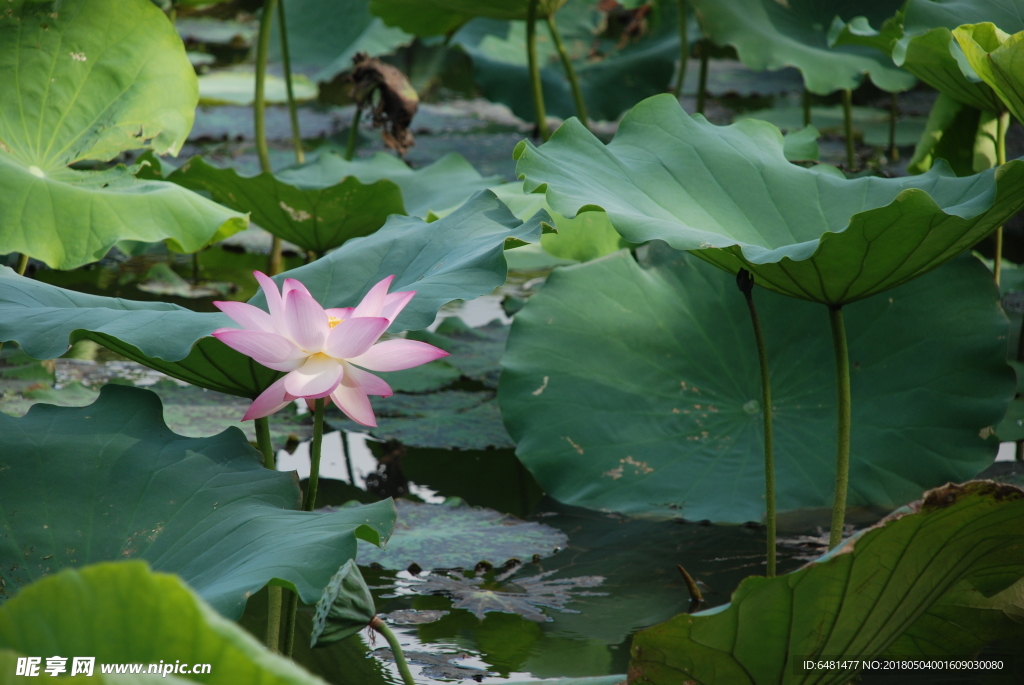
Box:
[328,316,344,329]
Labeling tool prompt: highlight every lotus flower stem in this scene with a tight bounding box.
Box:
[255,0,284,276]
[527,0,550,141]
[276,0,305,165]
[303,398,326,512]
[371,617,417,685]
[696,42,709,115]
[995,111,1009,286]
[843,89,855,170]
[888,92,899,162]
[546,14,588,127]
[827,305,851,549]
[282,590,298,655]
[737,270,775,576]
[672,0,688,98]
[802,90,811,127]
[345,105,363,161]
[342,430,356,484]
[253,415,282,650]
[15,253,29,276]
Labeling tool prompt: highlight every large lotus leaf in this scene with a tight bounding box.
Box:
[167,156,405,256]
[355,499,567,570]
[370,0,570,37]
[270,0,412,82]
[954,23,1024,125]
[627,482,1024,685]
[0,385,396,619]
[907,93,1001,176]
[498,245,1012,522]
[515,94,1024,305]
[0,192,543,398]
[0,0,247,270]
[452,2,681,122]
[0,562,327,685]
[688,0,915,95]
[830,0,1024,113]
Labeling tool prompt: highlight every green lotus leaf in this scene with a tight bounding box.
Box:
[515,94,1024,305]
[688,0,915,95]
[0,192,543,398]
[0,0,247,270]
[0,562,327,684]
[270,0,412,82]
[0,385,396,619]
[954,23,1024,125]
[907,93,1002,176]
[498,246,1011,522]
[370,0,570,37]
[354,499,567,571]
[451,1,681,122]
[831,0,1024,113]
[628,482,1024,684]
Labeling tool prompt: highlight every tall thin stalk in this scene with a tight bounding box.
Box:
[282,398,325,656]
[994,111,1008,286]
[842,88,855,169]
[737,270,775,576]
[827,306,851,550]
[370,617,416,685]
[888,92,899,162]
[254,416,282,651]
[15,253,29,276]
[802,89,811,127]
[546,14,587,127]
[527,0,550,140]
[255,0,284,276]
[696,42,709,115]
[345,106,363,161]
[672,0,688,98]
[276,0,305,165]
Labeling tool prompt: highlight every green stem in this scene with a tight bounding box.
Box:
[342,431,356,485]
[888,91,899,162]
[282,590,298,656]
[372,618,417,685]
[695,42,709,114]
[546,14,587,127]
[276,0,305,165]
[253,416,281,650]
[526,0,550,141]
[303,398,325,511]
[843,88,855,170]
[737,270,775,577]
[672,0,688,98]
[255,0,281,275]
[827,305,851,550]
[995,111,1008,286]
[802,89,811,127]
[345,105,363,161]
[15,253,29,276]
[192,251,201,286]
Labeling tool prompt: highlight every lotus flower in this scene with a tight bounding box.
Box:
[213,273,448,426]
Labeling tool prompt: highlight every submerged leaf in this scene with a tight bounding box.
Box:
[0,385,396,618]
[355,499,567,571]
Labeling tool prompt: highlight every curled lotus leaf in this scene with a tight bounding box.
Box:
[0,192,543,398]
[688,0,915,95]
[954,23,1024,125]
[498,246,1012,522]
[515,94,1024,305]
[0,0,246,269]
[628,482,1024,685]
[0,385,396,619]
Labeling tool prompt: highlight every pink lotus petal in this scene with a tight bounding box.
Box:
[283,354,343,398]
[324,317,390,359]
[282,278,312,299]
[284,288,328,352]
[212,329,307,372]
[326,307,355,321]
[348,339,449,372]
[345,364,392,397]
[214,300,274,332]
[253,271,284,320]
[243,376,292,421]
[330,373,377,427]
[352,276,395,319]
[380,290,416,325]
